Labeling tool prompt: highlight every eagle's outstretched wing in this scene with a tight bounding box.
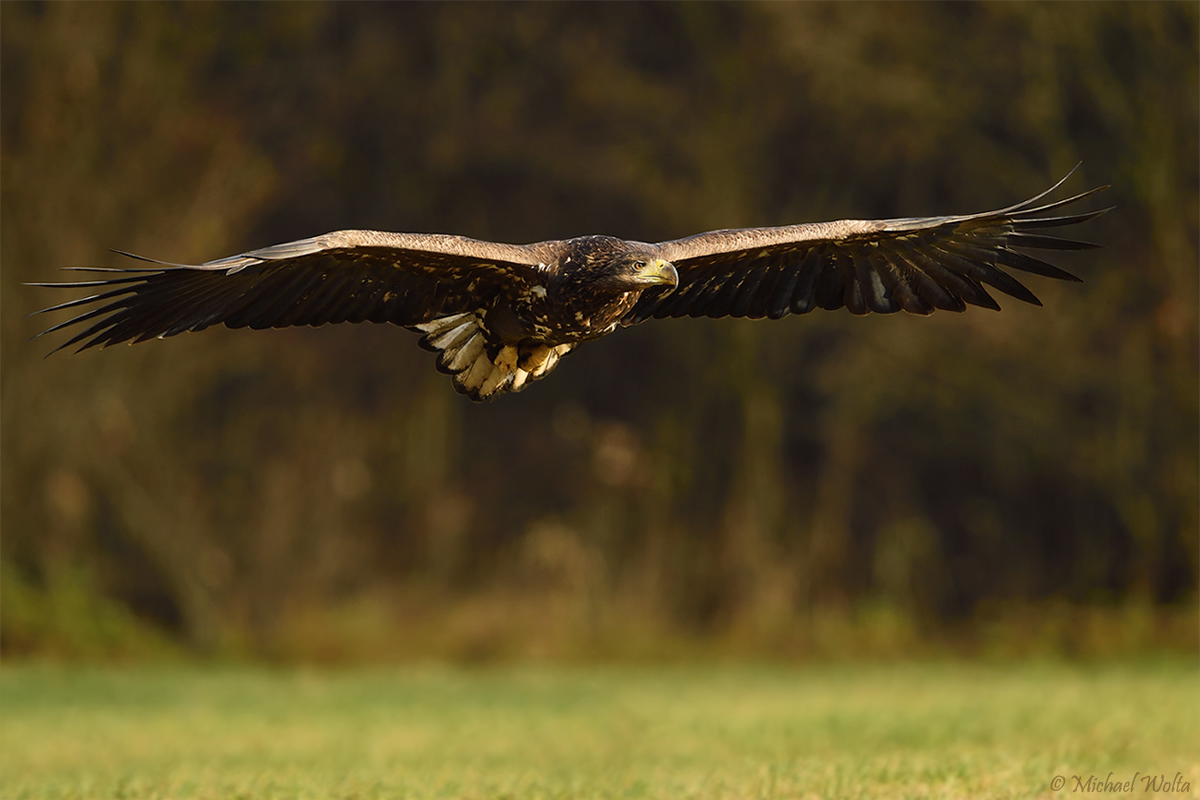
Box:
[624,172,1110,324]
[29,230,555,354]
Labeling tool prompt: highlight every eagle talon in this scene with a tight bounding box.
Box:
[518,344,552,372]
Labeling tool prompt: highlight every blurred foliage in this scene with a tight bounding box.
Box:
[2,2,1196,661]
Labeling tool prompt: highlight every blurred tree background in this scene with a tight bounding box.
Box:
[2,2,1196,661]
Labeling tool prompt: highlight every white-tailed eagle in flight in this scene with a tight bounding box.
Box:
[32,171,1108,400]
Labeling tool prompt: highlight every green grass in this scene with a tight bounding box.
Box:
[2,660,1196,799]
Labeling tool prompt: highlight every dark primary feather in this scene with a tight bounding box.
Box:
[622,172,1109,325]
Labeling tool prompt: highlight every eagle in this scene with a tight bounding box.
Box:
[32,171,1107,401]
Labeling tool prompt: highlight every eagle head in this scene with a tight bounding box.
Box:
[609,252,679,294]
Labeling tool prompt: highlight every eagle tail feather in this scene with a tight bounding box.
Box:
[412,313,573,401]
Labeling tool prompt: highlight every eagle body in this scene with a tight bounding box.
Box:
[411,235,676,398]
[514,235,671,339]
[32,172,1108,400]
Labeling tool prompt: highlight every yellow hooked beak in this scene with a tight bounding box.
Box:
[634,258,679,290]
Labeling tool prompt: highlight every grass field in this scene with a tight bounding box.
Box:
[1,660,1196,799]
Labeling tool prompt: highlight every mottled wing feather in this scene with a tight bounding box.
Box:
[30,231,557,353]
[624,174,1108,325]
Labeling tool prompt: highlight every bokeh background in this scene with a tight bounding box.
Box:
[3,2,1196,663]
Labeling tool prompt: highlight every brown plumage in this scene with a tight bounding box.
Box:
[31,171,1108,400]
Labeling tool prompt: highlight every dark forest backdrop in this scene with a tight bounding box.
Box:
[3,2,1196,660]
